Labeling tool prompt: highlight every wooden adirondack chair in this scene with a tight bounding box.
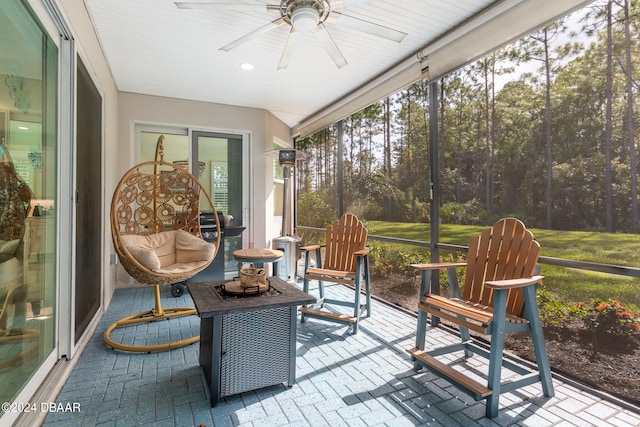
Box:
[300,213,371,334]
[406,218,554,418]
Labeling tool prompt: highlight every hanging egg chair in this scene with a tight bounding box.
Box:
[105,136,220,352]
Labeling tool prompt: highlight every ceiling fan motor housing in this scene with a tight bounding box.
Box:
[281,0,330,30]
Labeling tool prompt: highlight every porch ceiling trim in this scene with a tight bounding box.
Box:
[292,0,593,140]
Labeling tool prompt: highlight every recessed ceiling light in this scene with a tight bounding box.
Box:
[18,126,29,130]
[240,62,254,71]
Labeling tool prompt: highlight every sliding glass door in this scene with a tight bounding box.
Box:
[137,128,246,276]
[0,0,58,410]
[193,131,244,274]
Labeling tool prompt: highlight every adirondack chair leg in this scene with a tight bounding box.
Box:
[458,326,473,357]
[318,281,325,307]
[522,285,555,397]
[352,266,362,334]
[486,289,508,418]
[315,247,325,305]
[364,255,371,318]
[303,250,312,276]
[351,255,372,334]
[415,269,429,347]
[301,251,312,323]
[414,270,430,370]
[445,267,473,357]
[301,274,310,324]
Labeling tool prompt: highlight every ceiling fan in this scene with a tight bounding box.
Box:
[175,0,407,70]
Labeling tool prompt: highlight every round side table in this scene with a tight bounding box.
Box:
[233,248,284,278]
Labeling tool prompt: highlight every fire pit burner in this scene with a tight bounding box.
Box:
[217,280,279,298]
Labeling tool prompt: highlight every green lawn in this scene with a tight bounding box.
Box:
[366,220,640,308]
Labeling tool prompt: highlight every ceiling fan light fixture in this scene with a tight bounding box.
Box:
[291,5,319,32]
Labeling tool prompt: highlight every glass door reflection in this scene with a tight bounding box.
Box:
[193,131,244,277]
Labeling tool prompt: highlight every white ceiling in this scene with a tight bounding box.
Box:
[82,0,587,134]
[83,0,495,127]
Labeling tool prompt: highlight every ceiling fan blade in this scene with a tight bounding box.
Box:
[175,2,270,10]
[313,24,347,68]
[266,5,282,13]
[330,0,378,10]
[220,17,286,51]
[331,11,407,43]
[278,29,300,70]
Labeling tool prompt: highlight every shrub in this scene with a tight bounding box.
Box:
[297,191,336,228]
[573,298,640,336]
[440,200,481,225]
[368,241,428,278]
[537,286,572,326]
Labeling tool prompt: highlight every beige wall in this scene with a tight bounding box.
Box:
[118,92,292,255]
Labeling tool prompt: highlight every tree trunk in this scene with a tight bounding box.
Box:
[384,97,392,218]
[624,0,638,233]
[605,0,614,232]
[490,56,496,214]
[544,28,553,229]
[439,83,445,179]
[457,89,463,201]
[484,61,491,212]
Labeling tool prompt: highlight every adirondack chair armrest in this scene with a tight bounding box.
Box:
[354,247,370,257]
[411,262,467,271]
[300,244,325,252]
[484,275,544,290]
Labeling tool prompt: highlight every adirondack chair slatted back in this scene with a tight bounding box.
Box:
[324,213,367,273]
[462,218,540,316]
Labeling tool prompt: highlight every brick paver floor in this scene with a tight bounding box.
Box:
[42,283,640,426]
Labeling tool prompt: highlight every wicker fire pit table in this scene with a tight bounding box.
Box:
[188,276,315,406]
